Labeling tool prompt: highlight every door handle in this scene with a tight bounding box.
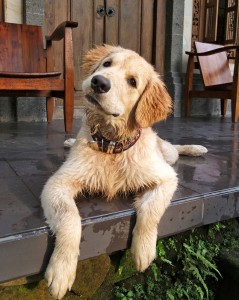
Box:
[97,5,115,17]
[106,7,115,17]
[97,5,106,17]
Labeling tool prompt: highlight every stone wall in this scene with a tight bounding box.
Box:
[17,0,46,122]
[164,0,186,117]
[0,98,16,122]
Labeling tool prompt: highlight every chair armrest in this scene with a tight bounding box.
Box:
[185,51,196,56]
[45,21,78,42]
[195,45,239,56]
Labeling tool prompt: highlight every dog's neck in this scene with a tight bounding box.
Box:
[85,108,138,141]
[89,124,142,154]
[85,108,142,154]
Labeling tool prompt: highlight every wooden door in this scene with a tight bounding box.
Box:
[118,0,141,52]
[0,0,3,21]
[71,0,144,103]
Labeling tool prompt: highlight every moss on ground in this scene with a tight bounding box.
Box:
[71,254,111,298]
[0,254,110,300]
[0,279,57,300]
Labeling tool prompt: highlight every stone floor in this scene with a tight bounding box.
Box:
[0,116,239,283]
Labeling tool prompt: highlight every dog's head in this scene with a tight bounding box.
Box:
[82,45,172,129]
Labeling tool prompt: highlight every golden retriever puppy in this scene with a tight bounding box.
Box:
[41,45,207,299]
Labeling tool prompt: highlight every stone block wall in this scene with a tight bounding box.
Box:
[17,0,46,122]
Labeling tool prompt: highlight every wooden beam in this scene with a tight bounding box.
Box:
[155,0,166,77]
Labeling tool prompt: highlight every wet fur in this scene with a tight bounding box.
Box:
[41,45,207,299]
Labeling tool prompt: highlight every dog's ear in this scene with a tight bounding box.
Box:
[135,78,173,128]
[82,44,115,77]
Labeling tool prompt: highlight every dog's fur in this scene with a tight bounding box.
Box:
[41,45,207,299]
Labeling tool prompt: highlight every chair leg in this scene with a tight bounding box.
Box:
[231,74,239,122]
[231,94,239,122]
[231,48,239,122]
[64,27,74,132]
[64,92,74,132]
[220,99,228,116]
[184,54,194,117]
[184,93,192,117]
[46,97,55,123]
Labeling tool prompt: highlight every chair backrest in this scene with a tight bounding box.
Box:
[0,22,46,73]
[195,41,233,88]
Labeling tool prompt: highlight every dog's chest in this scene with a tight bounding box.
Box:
[80,149,160,198]
[72,127,163,198]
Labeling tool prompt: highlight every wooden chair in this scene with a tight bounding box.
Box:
[184,41,239,122]
[0,21,78,132]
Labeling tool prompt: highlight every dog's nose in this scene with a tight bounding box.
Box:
[91,75,111,93]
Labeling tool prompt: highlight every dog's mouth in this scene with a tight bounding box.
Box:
[85,94,120,117]
[85,94,100,107]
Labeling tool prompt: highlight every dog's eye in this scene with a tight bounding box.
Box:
[128,77,137,88]
[103,61,112,67]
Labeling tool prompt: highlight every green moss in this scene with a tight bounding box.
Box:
[113,250,137,283]
[0,279,57,300]
[90,250,139,300]
[71,254,111,299]
[90,265,116,300]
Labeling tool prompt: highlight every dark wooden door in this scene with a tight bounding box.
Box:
[0,0,3,21]
[44,0,166,105]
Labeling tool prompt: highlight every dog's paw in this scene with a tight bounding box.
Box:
[131,230,157,272]
[64,138,76,148]
[45,254,78,299]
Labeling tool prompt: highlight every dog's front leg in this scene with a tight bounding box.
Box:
[131,174,177,272]
[41,174,82,299]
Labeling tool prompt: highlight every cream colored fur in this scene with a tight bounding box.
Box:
[41,45,207,299]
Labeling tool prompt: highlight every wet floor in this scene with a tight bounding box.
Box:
[0,117,239,237]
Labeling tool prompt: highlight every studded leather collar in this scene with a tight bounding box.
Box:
[88,125,142,154]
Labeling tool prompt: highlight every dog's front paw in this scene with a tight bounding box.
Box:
[45,254,78,299]
[131,229,157,272]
